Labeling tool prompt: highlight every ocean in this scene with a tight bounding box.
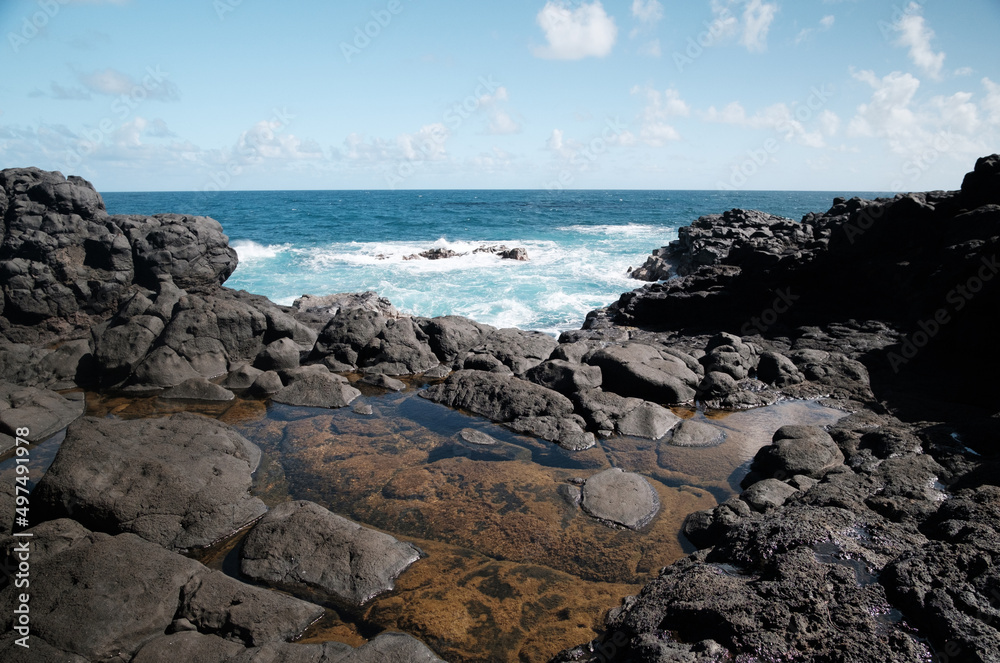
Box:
[102,189,890,334]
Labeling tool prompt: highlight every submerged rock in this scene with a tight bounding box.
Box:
[581,468,660,530]
[669,419,727,448]
[240,500,421,606]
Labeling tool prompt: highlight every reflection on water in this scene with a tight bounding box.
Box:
[82,387,845,662]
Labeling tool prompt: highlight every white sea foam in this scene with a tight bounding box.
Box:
[557,223,669,238]
[231,239,284,260]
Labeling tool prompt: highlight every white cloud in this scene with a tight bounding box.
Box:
[705,101,829,148]
[77,67,180,101]
[632,86,689,146]
[740,0,778,52]
[339,124,450,164]
[235,120,323,163]
[983,78,1000,125]
[533,1,618,60]
[846,69,998,163]
[638,39,661,57]
[477,86,523,135]
[710,0,777,52]
[954,67,974,77]
[631,0,663,24]
[894,3,945,80]
[796,14,835,44]
[819,109,840,136]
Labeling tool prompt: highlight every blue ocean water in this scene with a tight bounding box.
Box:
[103,189,889,334]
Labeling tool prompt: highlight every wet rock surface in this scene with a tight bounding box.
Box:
[581,468,661,530]
[33,413,267,550]
[240,500,421,606]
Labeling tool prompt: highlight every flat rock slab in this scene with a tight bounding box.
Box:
[33,413,267,550]
[617,402,681,440]
[272,373,361,409]
[0,523,323,662]
[160,377,235,401]
[581,468,661,530]
[742,478,799,512]
[0,382,85,443]
[241,500,421,606]
[459,428,498,446]
[669,419,727,447]
[128,630,444,663]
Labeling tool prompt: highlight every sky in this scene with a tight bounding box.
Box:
[0,0,998,192]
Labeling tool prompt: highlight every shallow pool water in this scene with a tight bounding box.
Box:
[62,385,847,662]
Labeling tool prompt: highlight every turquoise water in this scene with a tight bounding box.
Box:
[103,189,889,333]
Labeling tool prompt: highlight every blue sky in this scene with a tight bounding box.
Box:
[1,0,998,192]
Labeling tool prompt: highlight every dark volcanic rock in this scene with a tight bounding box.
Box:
[586,344,697,404]
[750,425,846,481]
[524,358,602,395]
[272,372,361,409]
[160,377,235,401]
[33,413,266,550]
[313,309,438,375]
[581,468,660,530]
[240,500,421,606]
[668,419,726,448]
[422,369,574,422]
[0,525,323,661]
[0,382,84,442]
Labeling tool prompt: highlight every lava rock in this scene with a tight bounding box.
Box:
[581,468,661,530]
[33,413,266,550]
[240,500,421,606]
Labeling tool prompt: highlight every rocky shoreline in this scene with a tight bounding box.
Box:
[0,158,998,662]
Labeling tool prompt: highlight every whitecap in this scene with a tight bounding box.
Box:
[231,239,284,260]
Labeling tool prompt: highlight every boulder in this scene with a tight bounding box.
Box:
[741,478,799,512]
[272,373,362,409]
[33,413,266,550]
[669,419,727,448]
[418,315,493,366]
[617,402,681,440]
[241,500,421,606]
[581,468,661,530]
[360,373,407,392]
[255,338,301,371]
[0,527,323,661]
[756,351,805,387]
[587,345,696,404]
[524,359,602,395]
[223,364,264,390]
[421,370,574,422]
[751,425,846,480]
[160,377,235,401]
[0,382,84,442]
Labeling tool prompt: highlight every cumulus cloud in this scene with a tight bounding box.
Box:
[533,1,618,60]
[632,86,689,146]
[77,67,180,101]
[705,100,831,148]
[741,0,778,52]
[846,69,998,163]
[477,86,523,135]
[894,3,945,80]
[796,14,835,44]
[710,0,778,52]
[337,124,450,164]
[631,0,663,24]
